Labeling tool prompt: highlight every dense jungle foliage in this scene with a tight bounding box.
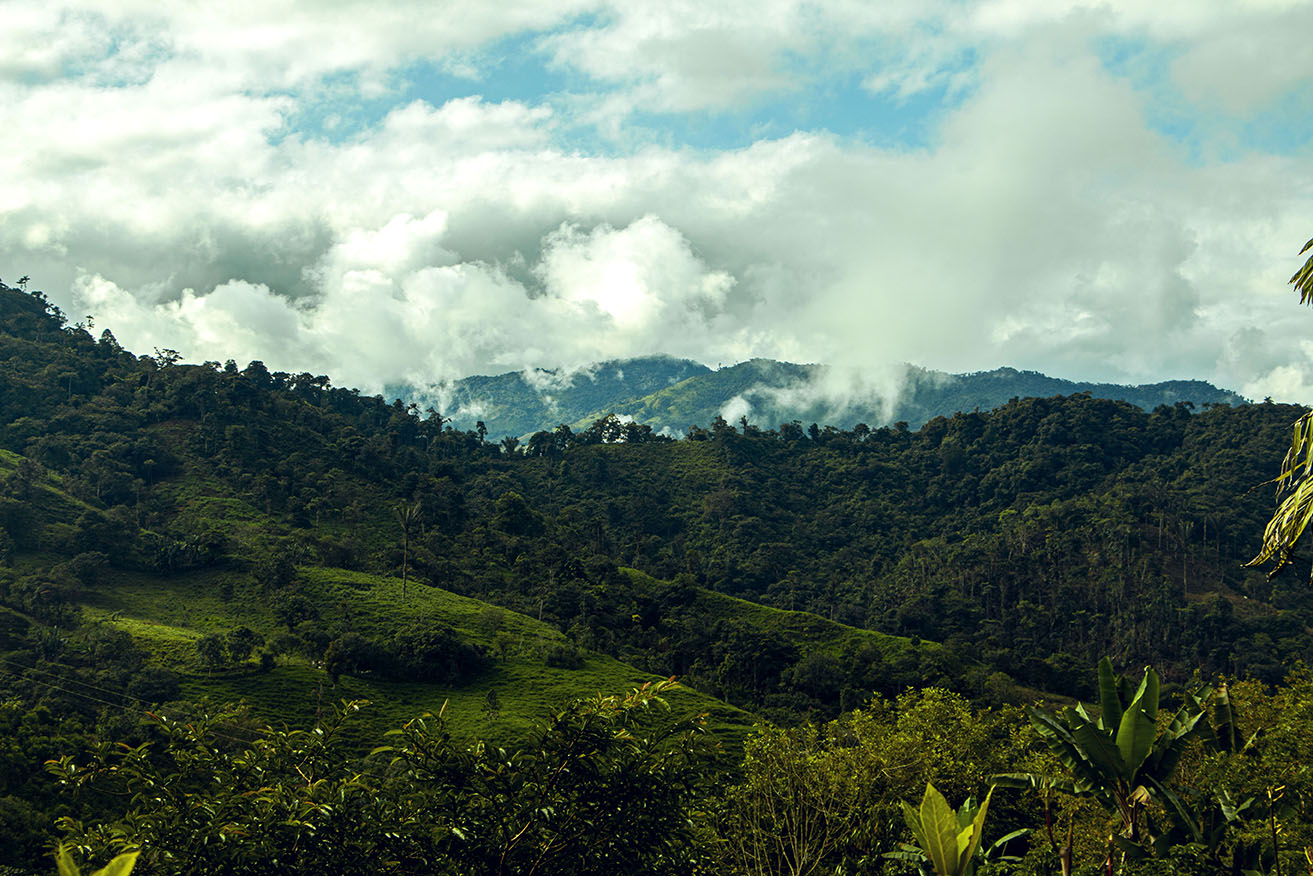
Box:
[1,276,1312,873]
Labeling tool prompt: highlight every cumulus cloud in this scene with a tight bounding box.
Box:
[1,0,1311,410]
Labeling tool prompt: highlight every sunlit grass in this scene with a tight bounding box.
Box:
[80,563,754,749]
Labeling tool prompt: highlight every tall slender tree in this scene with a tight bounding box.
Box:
[396,501,421,602]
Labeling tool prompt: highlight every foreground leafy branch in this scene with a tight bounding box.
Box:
[1249,236,1313,581]
[48,681,718,876]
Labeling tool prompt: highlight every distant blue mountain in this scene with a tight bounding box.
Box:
[391,357,1247,438]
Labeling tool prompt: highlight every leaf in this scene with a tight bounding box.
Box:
[1129,666,1159,723]
[1117,675,1135,711]
[919,783,962,876]
[1097,657,1123,731]
[92,851,140,876]
[990,772,1079,796]
[1146,777,1201,845]
[1026,708,1107,795]
[956,786,993,871]
[883,847,928,864]
[955,796,978,830]
[1111,835,1149,859]
[1248,412,1313,577]
[986,828,1031,858]
[1115,696,1156,781]
[56,846,79,876]
[1070,714,1126,781]
[902,799,929,850]
[1147,708,1205,780]
[1218,791,1255,823]
[1213,683,1241,753]
[54,848,140,876]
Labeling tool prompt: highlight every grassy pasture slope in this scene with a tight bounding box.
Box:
[80,564,753,747]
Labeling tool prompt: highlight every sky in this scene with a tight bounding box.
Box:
[3,1,1313,406]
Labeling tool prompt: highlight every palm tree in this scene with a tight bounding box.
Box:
[396,501,421,602]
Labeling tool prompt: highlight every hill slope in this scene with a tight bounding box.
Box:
[0,278,1303,721]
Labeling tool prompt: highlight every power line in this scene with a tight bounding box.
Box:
[0,658,270,749]
[0,657,424,773]
[0,655,155,707]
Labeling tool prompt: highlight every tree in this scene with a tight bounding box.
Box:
[482,688,501,721]
[194,634,227,672]
[395,501,420,601]
[385,678,716,876]
[224,626,262,662]
[49,703,411,876]
[999,657,1229,868]
[274,593,317,631]
[52,685,718,876]
[722,723,861,876]
[1248,237,1313,580]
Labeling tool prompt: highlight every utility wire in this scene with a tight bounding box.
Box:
[0,657,278,749]
[0,655,430,770]
[0,655,157,707]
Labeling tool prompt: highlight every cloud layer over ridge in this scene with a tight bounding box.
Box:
[2,1,1312,404]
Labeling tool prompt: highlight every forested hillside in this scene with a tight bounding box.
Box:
[2,278,1312,873]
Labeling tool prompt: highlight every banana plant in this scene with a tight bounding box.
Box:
[890,783,1007,876]
[1016,658,1213,850]
[55,846,139,876]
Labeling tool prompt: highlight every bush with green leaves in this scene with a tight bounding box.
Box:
[49,680,719,876]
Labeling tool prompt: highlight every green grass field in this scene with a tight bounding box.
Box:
[79,562,754,751]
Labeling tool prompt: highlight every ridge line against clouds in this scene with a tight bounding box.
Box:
[2,1,1312,406]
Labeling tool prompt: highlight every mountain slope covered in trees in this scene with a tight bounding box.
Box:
[0,278,1309,871]
[0,278,1303,702]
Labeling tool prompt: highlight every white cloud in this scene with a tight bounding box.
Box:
[536,216,735,333]
[1,0,1310,409]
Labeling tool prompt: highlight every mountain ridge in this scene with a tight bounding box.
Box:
[393,356,1248,438]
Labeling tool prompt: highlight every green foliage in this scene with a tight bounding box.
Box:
[898,783,993,876]
[50,701,422,875]
[55,846,138,876]
[720,688,1030,875]
[1290,236,1313,305]
[0,276,1303,716]
[1011,659,1215,853]
[5,274,1313,874]
[721,722,862,875]
[1248,237,1313,582]
[52,681,719,876]
[1249,407,1313,583]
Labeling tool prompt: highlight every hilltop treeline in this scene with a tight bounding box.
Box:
[0,280,1304,709]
